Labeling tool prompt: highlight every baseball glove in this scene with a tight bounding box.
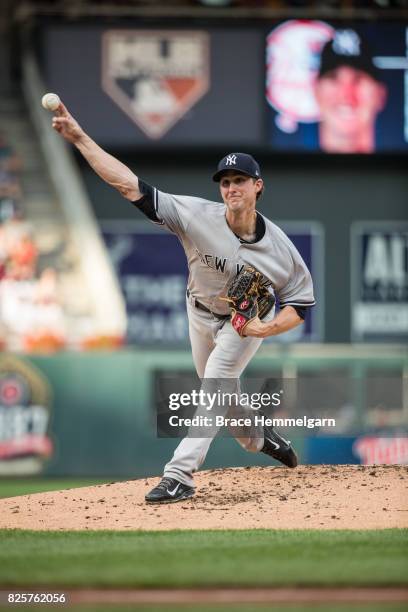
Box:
[222,265,275,336]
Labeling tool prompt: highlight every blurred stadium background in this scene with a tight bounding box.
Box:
[0,0,407,485]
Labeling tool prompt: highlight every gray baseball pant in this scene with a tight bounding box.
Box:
[163,298,272,487]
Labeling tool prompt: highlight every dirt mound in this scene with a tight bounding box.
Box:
[0,465,406,531]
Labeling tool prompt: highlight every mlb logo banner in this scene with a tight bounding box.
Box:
[351,222,408,341]
[102,30,210,139]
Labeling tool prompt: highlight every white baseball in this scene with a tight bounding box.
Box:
[41,93,61,111]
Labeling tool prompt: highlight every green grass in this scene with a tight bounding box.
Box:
[0,529,406,588]
[0,479,112,499]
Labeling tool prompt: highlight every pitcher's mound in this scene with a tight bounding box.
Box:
[0,465,406,531]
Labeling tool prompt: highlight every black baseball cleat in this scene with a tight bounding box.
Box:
[145,477,195,504]
[260,413,298,468]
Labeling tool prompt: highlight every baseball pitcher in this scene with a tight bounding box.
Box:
[51,101,315,504]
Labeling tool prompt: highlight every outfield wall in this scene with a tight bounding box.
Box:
[0,346,406,477]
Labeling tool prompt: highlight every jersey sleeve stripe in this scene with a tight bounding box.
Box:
[280,301,316,307]
[153,187,165,225]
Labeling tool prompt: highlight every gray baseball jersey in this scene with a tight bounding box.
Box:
[141,185,315,314]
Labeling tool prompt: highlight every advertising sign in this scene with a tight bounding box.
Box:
[306,435,408,464]
[351,222,408,341]
[102,222,189,344]
[353,435,408,464]
[0,355,54,475]
[277,222,324,343]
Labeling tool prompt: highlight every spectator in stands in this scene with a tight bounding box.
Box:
[314,29,387,153]
[0,136,67,351]
[0,267,66,351]
[29,267,67,347]
[0,224,7,280]
[7,231,38,280]
[1,208,37,280]
[0,132,23,204]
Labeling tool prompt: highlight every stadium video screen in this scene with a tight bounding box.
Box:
[42,21,408,153]
[266,20,408,153]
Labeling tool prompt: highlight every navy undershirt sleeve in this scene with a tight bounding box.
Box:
[294,306,306,320]
[131,179,160,223]
[282,305,307,320]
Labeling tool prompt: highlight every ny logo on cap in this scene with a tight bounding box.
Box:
[225,154,237,166]
[333,30,361,57]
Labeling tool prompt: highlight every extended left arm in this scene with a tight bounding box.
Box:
[244,306,303,338]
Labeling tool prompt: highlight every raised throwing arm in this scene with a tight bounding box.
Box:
[51,101,141,201]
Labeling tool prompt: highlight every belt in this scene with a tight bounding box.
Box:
[186,290,229,319]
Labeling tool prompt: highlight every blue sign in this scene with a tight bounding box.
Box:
[278,222,324,343]
[102,222,189,344]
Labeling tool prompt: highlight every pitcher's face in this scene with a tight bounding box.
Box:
[219,172,263,213]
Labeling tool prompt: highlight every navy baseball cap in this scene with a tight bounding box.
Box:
[318,29,380,82]
[213,152,261,182]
